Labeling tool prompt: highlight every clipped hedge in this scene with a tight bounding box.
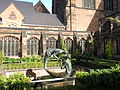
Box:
[0,73,31,90]
[74,64,120,87]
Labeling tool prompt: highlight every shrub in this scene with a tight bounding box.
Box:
[74,64,120,87]
[0,51,4,64]
[61,38,66,51]
[0,73,31,90]
[105,40,113,59]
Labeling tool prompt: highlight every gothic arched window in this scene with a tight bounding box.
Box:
[46,37,56,49]
[12,40,14,56]
[0,36,19,56]
[64,38,72,53]
[27,38,39,55]
[82,0,95,9]
[79,38,86,54]
[0,17,2,22]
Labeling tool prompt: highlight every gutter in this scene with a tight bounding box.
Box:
[22,23,65,28]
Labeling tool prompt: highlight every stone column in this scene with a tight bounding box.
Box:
[21,31,27,57]
[57,33,62,48]
[41,33,46,55]
[113,39,117,54]
[98,26,102,55]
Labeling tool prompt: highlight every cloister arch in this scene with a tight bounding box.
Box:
[64,37,73,53]
[46,37,57,49]
[79,38,86,54]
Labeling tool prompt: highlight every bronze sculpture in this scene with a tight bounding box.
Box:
[44,49,72,77]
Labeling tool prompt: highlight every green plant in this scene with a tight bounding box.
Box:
[0,73,31,90]
[105,40,113,59]
[0,51,4,64]
[61,38,66,51]
[74,64,120,87]
[2,61,60,70]
[107,17,120,23]
[4,55,44,63]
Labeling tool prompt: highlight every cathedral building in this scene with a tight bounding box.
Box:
[0,0,90,58]
[34,0,50,14]
[53,0,120,58]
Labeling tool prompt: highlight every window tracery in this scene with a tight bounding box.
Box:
[0,36,19,56]
[27,38,39,55]
[64,38,72,53]
[46,37,57,49]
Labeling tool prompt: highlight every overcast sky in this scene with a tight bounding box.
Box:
[17,0,52,13]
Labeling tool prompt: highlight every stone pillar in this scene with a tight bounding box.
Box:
[57,33,62,48]
[41,33,46,55]
[113,39,117,54]
[21,31,27,57]
[98,27,102,55]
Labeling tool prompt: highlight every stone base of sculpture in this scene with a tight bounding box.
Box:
[31,77,75,89]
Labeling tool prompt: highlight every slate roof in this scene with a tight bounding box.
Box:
[0,0,64,27]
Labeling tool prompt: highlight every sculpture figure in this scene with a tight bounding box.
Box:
[44,49,72,77]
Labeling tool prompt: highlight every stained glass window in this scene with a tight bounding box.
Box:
[0,36,19,56]
[27,38,39,55]
[104,0,113,11]
[46,37,56,49]
[64,38,72,53]
[79,39,86,54]
[82,0,94,9]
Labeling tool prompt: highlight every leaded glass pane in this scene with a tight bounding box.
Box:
[8,40,11,56]
[46,38,56,49]
[12,40,14,56]
[82,0,94,9]
[27,38,39,55]
[4,41,7,56]
[0,40,2,51]
[16,41,19,56]
[64,38,72,53]
[27,40,30,55]
[80,39,86,54]
[0,37,19,56]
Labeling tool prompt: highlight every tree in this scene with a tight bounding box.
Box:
[105,40,113,59]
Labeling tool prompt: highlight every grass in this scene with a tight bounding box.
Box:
[0,61,61,70]
[88,59,119,67]
[73,59,119,69]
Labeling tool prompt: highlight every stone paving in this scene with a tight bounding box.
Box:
[3,67,64,77]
